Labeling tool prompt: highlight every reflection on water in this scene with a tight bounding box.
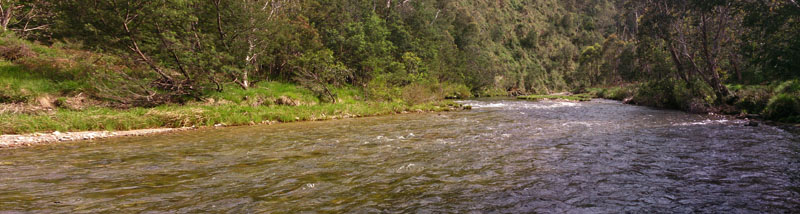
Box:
[1,99,799,213]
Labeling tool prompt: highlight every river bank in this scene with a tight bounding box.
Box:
[0,101,469,148]
[582,81,800,124]
[513,90,800,131]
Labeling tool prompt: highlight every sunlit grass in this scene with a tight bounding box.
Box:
[0,100,463,134]
[0,61,85,102]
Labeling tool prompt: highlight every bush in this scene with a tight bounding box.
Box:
[774,79,800,94]
[0,42,36,61]
[732,85,772,114]
[477,87,508,97]
[633,80,678,108]
[605,86,636,101]
[367,76,402,101]
[442,83,472,99]
[401,83,441,105]
[764,93,800,122]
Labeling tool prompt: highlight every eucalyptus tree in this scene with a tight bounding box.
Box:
[0,0,52,37]
[638,0,737,101]
[208,0,301,90]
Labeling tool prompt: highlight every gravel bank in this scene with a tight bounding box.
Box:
[0,127,195,148]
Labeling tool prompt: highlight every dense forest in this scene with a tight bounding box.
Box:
[0,0,798,133]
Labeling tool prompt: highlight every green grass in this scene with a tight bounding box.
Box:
[518,94,593,101]
[0,61,85,102]
[205,82,323,105]
[0,35,100,103]
[1,77,468,134]
[0,100,465,134]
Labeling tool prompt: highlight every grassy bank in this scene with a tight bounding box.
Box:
[586,80,800,123]
[0,36,471,135]
[0,69,469,134]
[0,77,468,134]
[1,99,465,135]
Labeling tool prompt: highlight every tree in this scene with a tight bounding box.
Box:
[54,0,212,101]
[740,0,800,80]
[639,0,735,101]
[211,0,299,90]
[291,49,351,103]
[0,0,52,37]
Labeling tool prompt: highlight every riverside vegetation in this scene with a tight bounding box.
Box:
[0,35,468,134]
[0,0,798,135]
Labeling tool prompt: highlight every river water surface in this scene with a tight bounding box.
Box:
[1,99,799,213]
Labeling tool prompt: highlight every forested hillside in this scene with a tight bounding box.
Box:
[0,0,798,134]
[2,0,621,101]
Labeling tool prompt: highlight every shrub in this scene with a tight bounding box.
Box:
[732,85,772,114]
[367,76,402,101]
[0,42,36,61]
[442,83,472,99]
[401,83,440,105]
[774,79,800,94]
[632,80,678,108]
[764,93,800,122]
[605,86,636,101]
[477,87,508,97]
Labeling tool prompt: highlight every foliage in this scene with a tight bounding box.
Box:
[762,80,800,122]
[290,49,351,103]
[764,93,800,122]
[588,85,636,101]
[731,85,772,114]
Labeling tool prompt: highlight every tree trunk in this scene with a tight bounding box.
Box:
[0,3,20,32]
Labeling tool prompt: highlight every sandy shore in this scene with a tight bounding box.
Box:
[0,127,196,148]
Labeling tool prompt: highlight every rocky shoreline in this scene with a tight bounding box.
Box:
[0,127,196,148]
[0,105,471,148]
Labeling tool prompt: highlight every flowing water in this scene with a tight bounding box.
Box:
[1,99,799,213]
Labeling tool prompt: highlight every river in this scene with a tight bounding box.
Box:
[1,99,799,213]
